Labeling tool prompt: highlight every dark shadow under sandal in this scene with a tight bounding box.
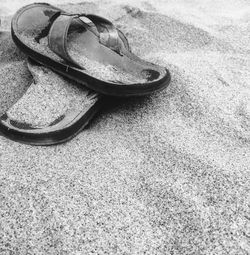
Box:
[0,58,104,146]
[11,3,171,97]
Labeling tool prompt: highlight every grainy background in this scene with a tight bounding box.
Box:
[0,0,250,254]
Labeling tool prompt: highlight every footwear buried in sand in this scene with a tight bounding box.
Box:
[0,58,104,145]
[11,3,171,97]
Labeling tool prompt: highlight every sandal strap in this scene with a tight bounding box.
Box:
[48,14,93,68]
[85,14,122,53]
[48,13,122,69]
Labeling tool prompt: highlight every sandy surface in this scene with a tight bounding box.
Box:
[0,0,250,254]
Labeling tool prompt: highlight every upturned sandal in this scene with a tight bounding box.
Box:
[11,3,171,97]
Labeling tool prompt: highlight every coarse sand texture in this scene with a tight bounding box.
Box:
[0,0,250,254]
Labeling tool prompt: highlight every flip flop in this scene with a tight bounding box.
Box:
[11,3,171,97]
[0,58,104,145]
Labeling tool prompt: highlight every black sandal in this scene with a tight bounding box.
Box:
[11,3,171,97]
[0,58,104,145]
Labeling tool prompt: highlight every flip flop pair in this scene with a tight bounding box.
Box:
[0,3,171,145]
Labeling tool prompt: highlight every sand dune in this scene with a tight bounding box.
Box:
[0,1,249,254]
